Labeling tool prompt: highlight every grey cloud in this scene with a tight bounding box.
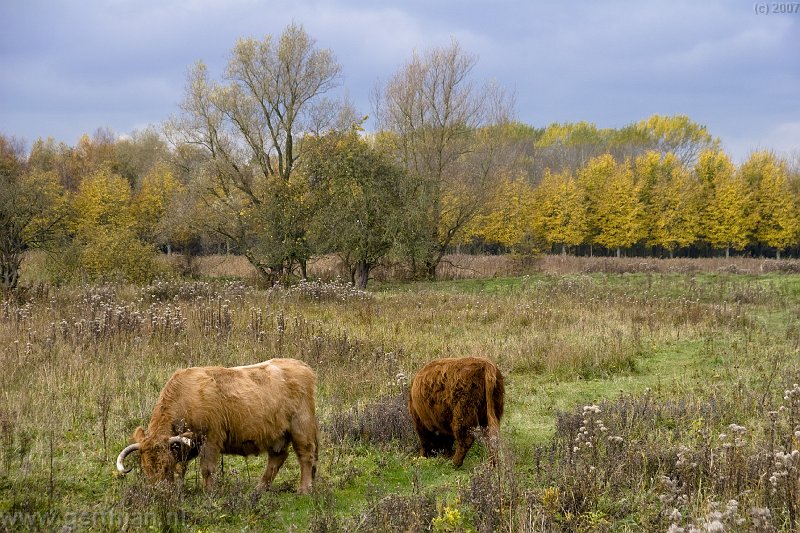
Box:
[0,0,797,161]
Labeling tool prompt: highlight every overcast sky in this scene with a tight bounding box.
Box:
[1,0,798,162]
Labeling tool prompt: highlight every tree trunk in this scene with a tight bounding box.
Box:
[1,251,22,291]
[425,245,447,281]
[616,247,621,258]
[725,246,730,259]
[354,260,370,290]
[426,261,437,281]
[561,243,566,256]
[777,249,781,260]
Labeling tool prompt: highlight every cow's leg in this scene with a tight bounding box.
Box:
[411,411,439,458]
[175,461,188,485]
[451,429,475,467]
[258,449,289,491]
[199,445,220,491]
[249,446,289,505]
[451,403,479,467]
[416,426,439,457]
[291,437,316,495]
[431,434,455,457]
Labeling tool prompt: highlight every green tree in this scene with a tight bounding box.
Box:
[741,151,799,258]
[168,23,345,282]
[115,127,172,188]
[304,127,411,288]
[0,135,69,290]
[28,136,83,192]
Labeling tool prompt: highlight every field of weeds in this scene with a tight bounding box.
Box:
[2,267,800,531]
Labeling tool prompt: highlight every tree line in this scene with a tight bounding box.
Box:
[2,24,799,291]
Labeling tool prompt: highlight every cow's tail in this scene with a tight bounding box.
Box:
[484,363,501,435]
[312,422,320,481]
[484,363,502,463]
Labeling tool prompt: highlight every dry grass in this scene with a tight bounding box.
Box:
[182,253,800,281]
[22,250,800,287]
[1,270,799,530]
[531,254,800,276]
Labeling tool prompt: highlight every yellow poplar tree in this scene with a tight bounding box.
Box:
[695,149,731,228]
[71,166,133,234]
[461,174,535,250]
[636,114,718,166]
[636,151,700,256]
[578,154,644,256]
[70,166,154,282]
[531,170,587,254]
[702,151,753,257]
[132,162,185,245]
[741,151,800,258]
[577,154,615,251]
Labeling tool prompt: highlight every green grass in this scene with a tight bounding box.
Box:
[2,271,800,531]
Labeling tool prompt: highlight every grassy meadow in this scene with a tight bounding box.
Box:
[2,255,800,531]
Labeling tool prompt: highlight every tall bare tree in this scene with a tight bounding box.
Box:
[167,23,344,281]
[376,39,514,279]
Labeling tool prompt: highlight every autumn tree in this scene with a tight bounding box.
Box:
[131,162,186,249]
[376,39,514,279]
[530,170,587,254]
[28,136,82,192]
[58,129,121,191]
[0,135,69,290]
[740,151,799,258]
[700,150,753,257]
[303,126,412,288]
[461,173,536,252]
[68,165,154,282]
[534,121,612,175]
[115,127,172,188]
[635,151,700,256]
[167,23,344,282]
[579,154,644,256]
[636,114,719,167]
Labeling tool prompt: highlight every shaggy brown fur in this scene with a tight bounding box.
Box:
[408,357,504,467]
[122,358,318,495]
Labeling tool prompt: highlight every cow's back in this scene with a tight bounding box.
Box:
[153,359,317,454]
[409,357,503,434]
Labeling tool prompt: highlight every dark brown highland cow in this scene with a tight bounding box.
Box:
[116,358,318,496]
[408,357,504,466]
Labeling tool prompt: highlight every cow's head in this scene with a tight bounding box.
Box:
[116,426,194,482]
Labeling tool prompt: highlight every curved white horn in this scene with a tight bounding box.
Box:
[116,443,141,474]
[168,435,193,447]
